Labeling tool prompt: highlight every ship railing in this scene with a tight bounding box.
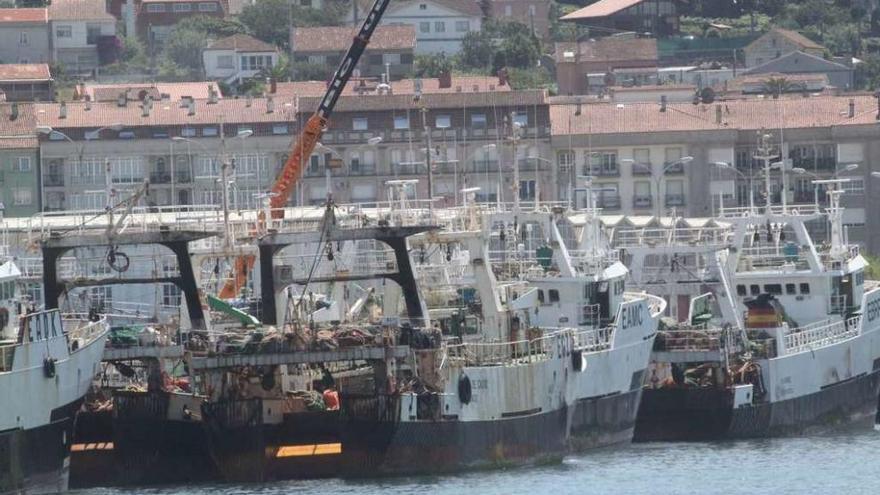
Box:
[718,204,822,219]
[820,246,861,271]
[613,226,733,248]
[655,327,723,352]
[571,325,614,353]
[443,329,574,366]
[782,316,860,355]
[64,315,108,344]
[737,246,810,271]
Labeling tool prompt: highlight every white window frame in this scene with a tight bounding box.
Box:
[172,3,192,11]
[198,2,217,11]
[19,32,28,45]
[15,157,32,172]
[419,22,430,33]
[455,20,469,32]
[216,54,234,68]
[202,127,219,137]
[394,115,410,130]
[146,3,165,12]
[13,188,32,206]
[434,21,445,33]
[352,117,369,131]
[180,127,197,137]
[435,115,451,129]
[55,25,73,38]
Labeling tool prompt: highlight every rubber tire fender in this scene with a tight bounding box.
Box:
[458,373,472,405]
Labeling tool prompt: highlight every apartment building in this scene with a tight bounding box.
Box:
[203,34,279,85]
[550,94,880,253]
[554,37,659,95]
[0,102,39,217]
[34,76,551,212]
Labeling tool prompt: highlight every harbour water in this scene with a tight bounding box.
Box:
[75,426,880,495]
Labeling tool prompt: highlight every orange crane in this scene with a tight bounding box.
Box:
[269,0,393,218]
[218,0,393,300]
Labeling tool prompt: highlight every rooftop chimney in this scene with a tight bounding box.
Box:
[269,77,276,94]
[875,91,880,120]
[266,95,274,114]
[848,98,855,118]
[84,94,91,111]
[208,86,218,104]
[660,95,667,112]
[715,104,722,124]
[117,92,126,107]
[246,94,252,107]
[10,102,18,121]
[59,101,67,119]
[142,96,152,117]
[188,99,195,116]
[438,71,452,89]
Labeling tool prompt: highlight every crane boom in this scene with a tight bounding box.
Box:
[268,0,393,217]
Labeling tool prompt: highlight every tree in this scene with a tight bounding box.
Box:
[460,21,542,71]
[760,76,796,98]
[460,31,495,69]
[825,22,862,56]
[291,61,333,81]
[164,26,207,75]
[855,53,880,89]
[414,53,454,78]
[240,0,347,49]
[258,54,291,82]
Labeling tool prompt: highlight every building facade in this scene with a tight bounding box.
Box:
[0,63,53,102]
[291,25,415,80]
[561,0,680,38]
[0,102,40,217]
[34,76,551,213]
[348,0,482,54]
[554,37,659,95]
[743,28,826,69]
[0,8,50,65]
[550,95,880,254]
[48,0,118,73]
[137,0,225,46]
[203,34,279,85]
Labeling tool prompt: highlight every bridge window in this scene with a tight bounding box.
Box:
[799,283,811,294]
[736,285,746,296]
[786,283,796,295]
[537,290,544,304]
[750,285,760,296]
[764,284,782,295]
[549,289,559,303]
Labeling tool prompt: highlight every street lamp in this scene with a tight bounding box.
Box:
[714,161,754,210]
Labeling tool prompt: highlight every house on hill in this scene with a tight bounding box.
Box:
[742,50,853,90]
[555,36,659,95]
[743,28,825,68]
[560,0,682,38]
[291,25,416,80]
[203,34,279,85]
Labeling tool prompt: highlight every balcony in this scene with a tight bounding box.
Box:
[176,172,192,183]
[150,173,172,184]
[468,160,499,173]
[304,167,324,178]
[517,158,552,171]
[631,163,652,175]
[434,162,459,174]
[393,163,424,175]
[665,194,686,207]
[633,195,653,208]
[583,166,620,177]
[597,195,621,209]
[44,174,65,187]
[349,165,376,176]
[663,161,685,174]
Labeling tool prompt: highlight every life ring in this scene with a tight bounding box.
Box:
[458,374,472,405]
[43,358,56,378]
[571,350,586,372]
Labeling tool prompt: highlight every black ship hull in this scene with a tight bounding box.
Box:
[634,369,880,441]
[202,394,570,481]
[71,391,215,488]
[0,401,80,495]
[568,386,643,450]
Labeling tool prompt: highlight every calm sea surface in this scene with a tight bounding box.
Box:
[75,427,880,495]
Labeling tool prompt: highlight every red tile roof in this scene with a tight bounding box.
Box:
[561,0,644,20]
[47,0,115,21]
[292,25,416,52]
[0,8,48,23]
[0,102,38,150]
[78,81,223,102]
[551,95,880,136]
[273,76,510,98]
[35,97,296,129]
[205,33,277,52]
[747,27,824,51]
[0,64,51,82]
[555,38,658,64]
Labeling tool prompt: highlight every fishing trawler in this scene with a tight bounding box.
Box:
[633,134,880,440]
[0,260,109,494]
